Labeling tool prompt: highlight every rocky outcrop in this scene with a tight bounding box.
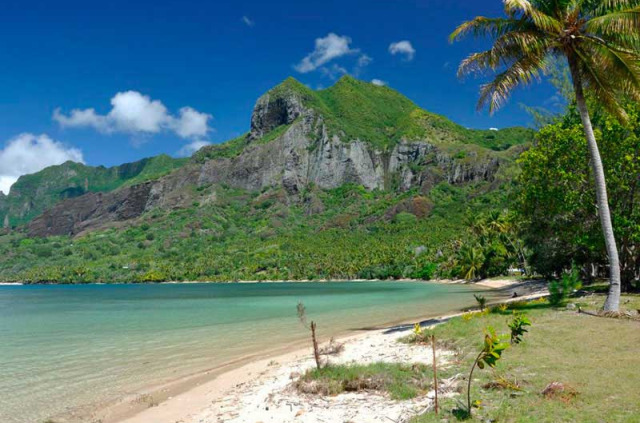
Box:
[249,86,306,139]
[28,183,154,237]
[27,81,516,237]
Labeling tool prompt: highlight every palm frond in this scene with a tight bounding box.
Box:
[477,52,550,113]
[581,36,640,100]
[586,7,640,36]
[504,0,564,33]
[573,47,630,122]
[586,0,640,16]
[449,17,524,42]
[457,32,550,77]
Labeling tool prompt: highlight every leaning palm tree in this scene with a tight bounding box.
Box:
[451,0,640,312]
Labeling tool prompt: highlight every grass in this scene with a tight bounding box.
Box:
[296,362,432,400]
[408,294,640,422]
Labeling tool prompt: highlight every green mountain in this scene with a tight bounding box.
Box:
[0,155,186,227]
[0,76,534,283]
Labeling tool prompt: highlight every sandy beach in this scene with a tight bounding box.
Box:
[94,278,546,423]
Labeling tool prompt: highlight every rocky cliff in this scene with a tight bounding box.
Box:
[0,155,186,228]
[26,76,532,237]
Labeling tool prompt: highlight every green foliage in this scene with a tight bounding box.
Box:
[0,155,186,227]
[297,362,432,400]
[457,245,485,281]
[476,327,509,370]
[508,314,532,345]
[193,76,532,158]
[410,294,640,423]
[412,263,437,280]
[445,210,525,281]
[473,294,487,311]
[549,267,583,306]
[516,102,640,289]
[0,77,535,283]
[467,326,510,416]
[0,178,519,283]
[393,212,417,224]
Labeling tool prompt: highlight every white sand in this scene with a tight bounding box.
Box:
[115,328,452,423]
[111,278,547,423]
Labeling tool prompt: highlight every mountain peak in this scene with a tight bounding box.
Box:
[250,78,310,139]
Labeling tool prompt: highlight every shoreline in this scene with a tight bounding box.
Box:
[0,276,536,286]
[80,278,545,423]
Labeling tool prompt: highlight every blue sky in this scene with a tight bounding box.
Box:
[0,0,558,194]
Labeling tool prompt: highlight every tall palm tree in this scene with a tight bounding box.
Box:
[451,0,640,311]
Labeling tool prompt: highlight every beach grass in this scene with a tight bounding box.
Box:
[295,362,432,400]
[409,293,640,422]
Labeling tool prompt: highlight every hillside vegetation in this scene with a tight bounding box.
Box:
[0,77,535,283]
[0,154,186,226]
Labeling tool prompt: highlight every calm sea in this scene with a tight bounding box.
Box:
[0,281,486,423]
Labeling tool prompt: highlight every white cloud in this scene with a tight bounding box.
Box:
[170,107,212,139]
[371,79,386,86]
[242,16,254,27]
[0,133,84,194]
[295,33,358,73]
[53,91,212,140]
[389,40,416,61]
[489,127,499,131]
[357,54,372,68]
[177,140,211,157]
[108,91,168,133]
[320,63,348,80]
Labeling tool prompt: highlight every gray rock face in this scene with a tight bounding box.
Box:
[249,91,305,139]
[27,91,506,237]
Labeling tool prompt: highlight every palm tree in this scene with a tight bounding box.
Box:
[451,0,640,311]
[458,245,486,281]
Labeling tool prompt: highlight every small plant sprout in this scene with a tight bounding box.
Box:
[297,301,322,369]
[431,333,439,415]
[508,313,532,345]
[413,322,423,337]
[474,294,487,311]
[467,327,509,416]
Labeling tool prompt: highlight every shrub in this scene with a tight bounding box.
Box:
[474,294,487,311]
[394,212,418,224]
[508,313,532,344]
[549,266,582,306]
[413,263,437,280]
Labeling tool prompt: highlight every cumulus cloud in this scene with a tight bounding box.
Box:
[177,140,211,157]
[371,79,386,86]
[0,133,84,194]
[53,91,212,140]
[242,16,254,27]
[170,107,212,139]
[295,33,358,73]
[389,40,416,61]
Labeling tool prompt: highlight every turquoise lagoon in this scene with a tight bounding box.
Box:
[0,281,488,422]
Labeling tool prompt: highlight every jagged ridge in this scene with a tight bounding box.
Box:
[0,155,186,227]
[6,76,533,237]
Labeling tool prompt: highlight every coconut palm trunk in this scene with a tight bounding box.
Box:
[450,0,640,312]
[568,57,621,312]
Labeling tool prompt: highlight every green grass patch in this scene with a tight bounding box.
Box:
[409,294,640,422]
[296,363,432,400]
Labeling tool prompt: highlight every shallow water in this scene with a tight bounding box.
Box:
[0,281,486,423]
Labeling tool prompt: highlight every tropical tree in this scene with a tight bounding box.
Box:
[451,0,640,311]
